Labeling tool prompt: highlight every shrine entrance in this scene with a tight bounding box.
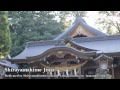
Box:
[27,47,94,79]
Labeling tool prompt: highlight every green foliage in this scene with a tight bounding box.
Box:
[8,11,87,57]
[8,11,64,57]
[0,11,11,59]
[58,11,87,29]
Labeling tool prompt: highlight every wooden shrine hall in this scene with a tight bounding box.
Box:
[8,17,120,79]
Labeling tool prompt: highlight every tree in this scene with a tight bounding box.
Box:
[96,11,120,35]
[58,11,87,29]
[8,11,87,57]
[0,11,11,59]
[8,11,64,57]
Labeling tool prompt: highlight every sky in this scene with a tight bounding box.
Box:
[54,11,120,34]
[84,11,99,28]
[65,11,105,32]
[65,11,99,27]
[80,11,120,34]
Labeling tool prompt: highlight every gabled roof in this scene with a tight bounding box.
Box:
[94,54,113,61]
[54,17,106,40]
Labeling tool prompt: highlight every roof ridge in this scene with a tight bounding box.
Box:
[74,17,87,24]
[74,35,120,43]
[54,17,106,40]
[26,40,65,47]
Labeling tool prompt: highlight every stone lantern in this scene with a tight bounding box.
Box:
[94,54,113,79]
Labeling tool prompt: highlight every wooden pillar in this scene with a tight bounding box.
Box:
[57,70,60,76]
[28,64,31,79]
[74,68,77,76]
[28,71,31,79]
[53,71,57,78]
[66,69,69,77]
[112,64,115,79]
[46,71,50,79]
[79,67,81,75]
[50,71,52,76]
[69,70,72,77]
[78,67,82,79]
